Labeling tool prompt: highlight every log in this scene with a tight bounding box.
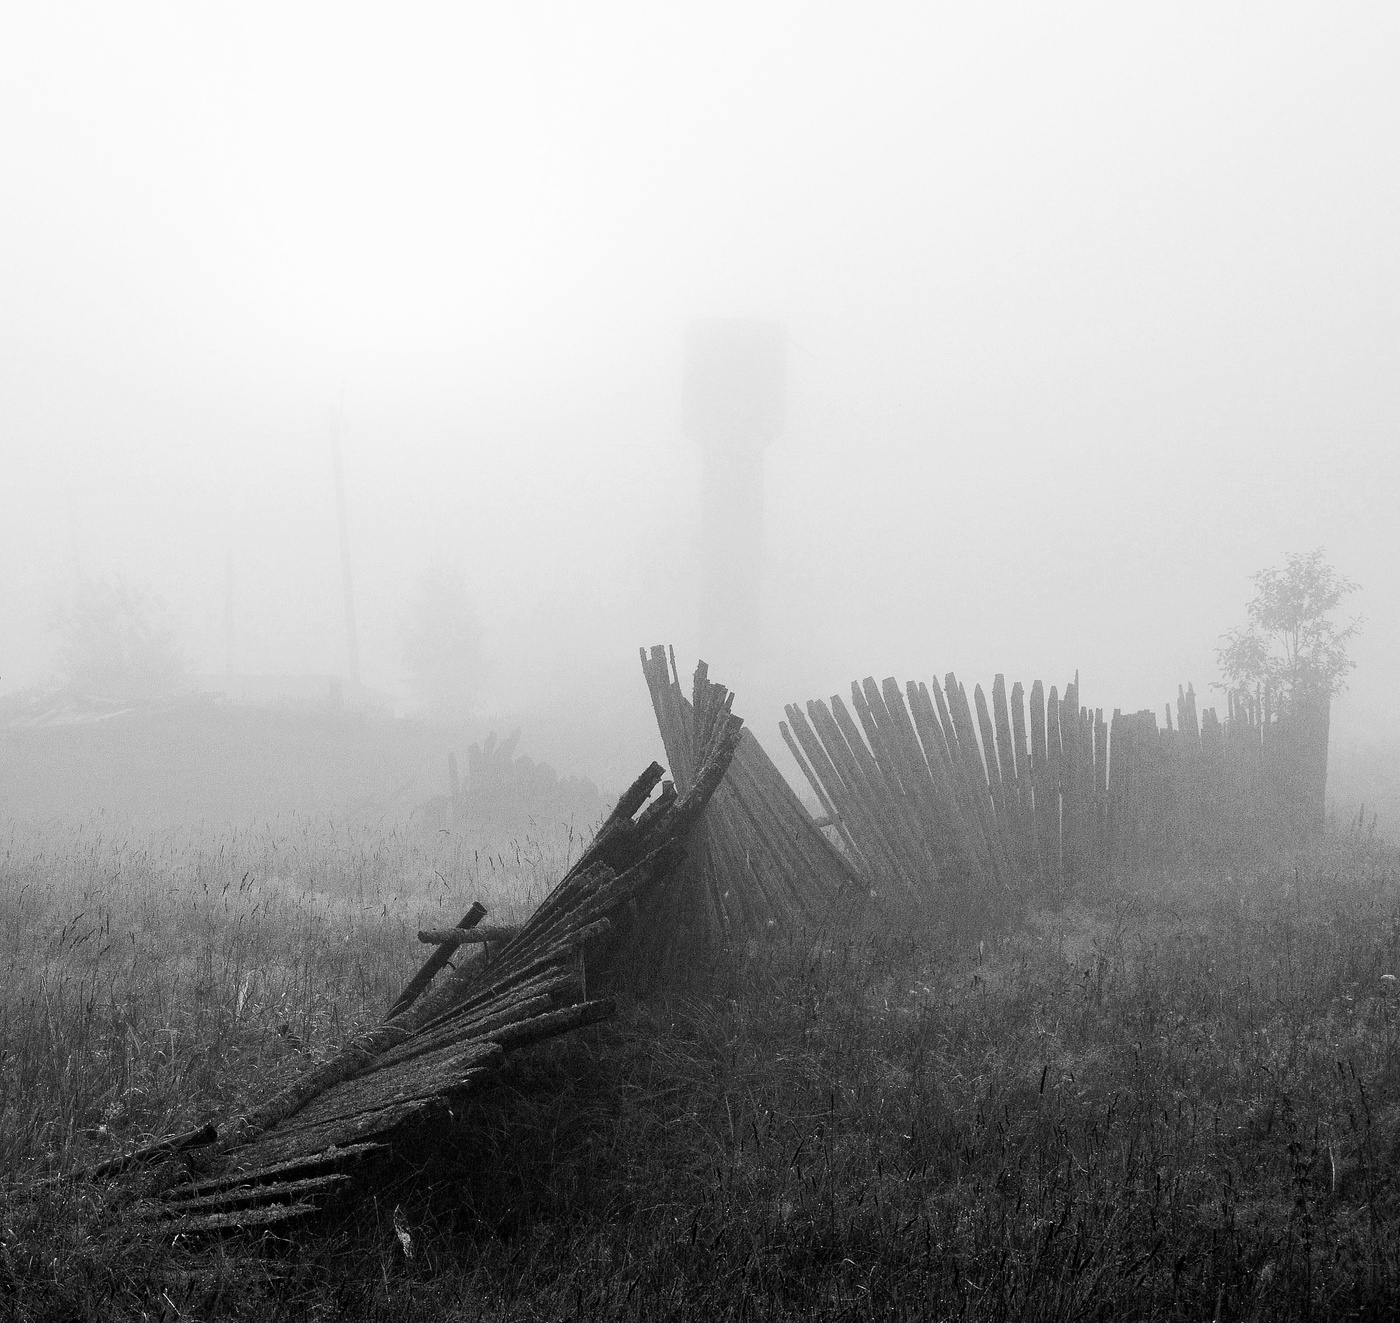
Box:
[84,1122,219,1182]
[387,902,488,1021]
[416,925,523,947]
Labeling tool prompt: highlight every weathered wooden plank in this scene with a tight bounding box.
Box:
[780,718,860,863]
[231,1099,442,1169]
[1093,708,1108,872]
[790,703,895,882]
[1028,679,1050,887]
[855,678,942,881]
[973,683,1016,883]
[157,1173,352,1218]
[945,676,1012,890]
[848,682,936,883]
[84,1122,219,1182]
[880,677,960,877]
[370,991,563,1074]
[1008,681,1036,877]
[906,680,990,883]
[176,1143,385,1198]
[1043,685,1063,889]
[158,1201,322,1235]
[1058,681,1080,886]
[991,676,1026,871]
[283,1043,505,1133]
[731,728,856,888]
[808,698,909,886]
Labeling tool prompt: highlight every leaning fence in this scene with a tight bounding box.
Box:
[783,673,1330,898]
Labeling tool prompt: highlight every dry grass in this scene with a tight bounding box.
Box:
[0,814,581,1179]
[3,813,1400,1320]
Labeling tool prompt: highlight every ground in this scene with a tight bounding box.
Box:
[2,812,1399,1320]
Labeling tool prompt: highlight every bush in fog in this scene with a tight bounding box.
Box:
[402,560,485,720]
[1217,547,1363,710]
[48,571,186,701]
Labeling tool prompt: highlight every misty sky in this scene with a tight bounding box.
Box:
[3,4,1397,774]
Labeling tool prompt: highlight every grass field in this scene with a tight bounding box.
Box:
[3,812,1400,1320]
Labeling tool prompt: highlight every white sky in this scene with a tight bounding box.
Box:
[2,3,1396,778]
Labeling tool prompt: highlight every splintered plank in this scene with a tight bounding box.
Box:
[808,697,909,886]
[1044,685,1063,889]
[946,677,1013,890]
[780,717,858,862]
[879,677,960,876]
[791,702,896,884]
[1008,681,1036,878]
[910,681,995,884]
[173,1143,385,1198]
[1028,679,1050,886]
[156,1172,353,1218]
[229,1099,443,1170]
[161,1201,322,1236]
[278,1042,504,1130]
[990,677,1022,854]
[831,692,928,885]
[973,683,1016,884]
[852,679,941,882]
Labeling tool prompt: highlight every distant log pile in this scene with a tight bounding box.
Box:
[421,729,604,834]
[92,654,846,1236]
[785,672,1330,898]
[464,728,603,820]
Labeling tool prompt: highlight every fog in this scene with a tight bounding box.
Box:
[3,4,1397,790]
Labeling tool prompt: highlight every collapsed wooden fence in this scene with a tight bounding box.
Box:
[783,672,1331,898]
[90,654,848,1237]
[638,646,856,971]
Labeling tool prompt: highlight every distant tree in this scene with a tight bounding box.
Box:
[1216,549,1362,710]
[402,561,485,720]
[49,572,187,701]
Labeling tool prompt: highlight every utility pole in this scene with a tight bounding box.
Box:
[329,403,361,688]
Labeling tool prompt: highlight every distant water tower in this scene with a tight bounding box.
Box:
[683,319,786,681]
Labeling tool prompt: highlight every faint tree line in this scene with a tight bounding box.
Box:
[48,571,187,701]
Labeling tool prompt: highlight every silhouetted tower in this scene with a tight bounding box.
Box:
[682,319,786,680]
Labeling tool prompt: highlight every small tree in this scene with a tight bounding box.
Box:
[402,561,485,721]
[49,572,187,701]
[1216,549,1362,712]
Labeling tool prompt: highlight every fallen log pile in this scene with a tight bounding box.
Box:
[89,652,847,1238]
[90,672,744,1235]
